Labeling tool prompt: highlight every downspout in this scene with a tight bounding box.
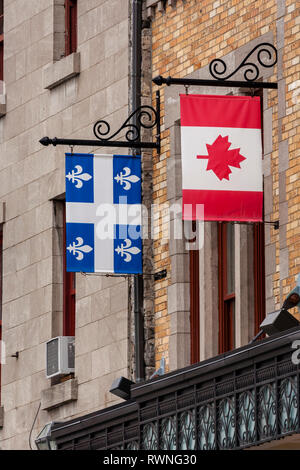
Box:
[131,0,144,382]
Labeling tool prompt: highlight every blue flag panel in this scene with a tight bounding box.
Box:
[65,153,94,203]
[66,223,95,272]
[114,225,142,274]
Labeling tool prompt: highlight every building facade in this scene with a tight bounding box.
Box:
[0,0,299,450]
[149,0,300,372]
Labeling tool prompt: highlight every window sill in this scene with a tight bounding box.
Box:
[41,378,78,411]
[0,91,6,117]
[43,52,80,90]
[0,406,4,428]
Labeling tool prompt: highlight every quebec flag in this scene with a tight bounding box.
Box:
[65,153,142,274]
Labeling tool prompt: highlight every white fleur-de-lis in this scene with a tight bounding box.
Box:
[115,238,141,263]
[114,167,140,191]
[66,165,92,189]
[67,237,93,261]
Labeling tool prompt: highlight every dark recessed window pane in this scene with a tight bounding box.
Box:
[226,223,235,295]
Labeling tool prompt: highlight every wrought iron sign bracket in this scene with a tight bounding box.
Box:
[40,91,161,153]
[153,43,278,90]
[264,220,279,230]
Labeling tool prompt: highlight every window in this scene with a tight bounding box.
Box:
[218,222,235,353]
[253,222,266,335]
[0,229,2,404]
[63,203,75,337]
[218,221,266,352]
[190,222,200,364]
[65,0,77,57]
[0,0,3,81]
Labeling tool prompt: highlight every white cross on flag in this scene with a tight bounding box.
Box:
[180,94,263,221]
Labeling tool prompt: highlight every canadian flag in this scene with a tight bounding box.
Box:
[180,94,263,221]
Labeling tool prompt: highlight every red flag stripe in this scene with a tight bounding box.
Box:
[182,189,263,222]
[180,94,261,129]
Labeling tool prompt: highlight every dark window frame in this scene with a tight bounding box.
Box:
[189,220,200,364]
[190,248,199,364]
[218,222,235,354]
[253,222,266,334]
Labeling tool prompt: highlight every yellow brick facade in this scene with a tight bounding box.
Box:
[150,0,300,368]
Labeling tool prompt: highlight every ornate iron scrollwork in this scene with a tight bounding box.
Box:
[142,422,159,450]
[217,397,236,449]
[198,404,216,450]
[258,383,277,439]
[160,416,177,450]
[209,42,277,82]
[179,410,196,450]
[40,92,160,151]
[93,105,159,143]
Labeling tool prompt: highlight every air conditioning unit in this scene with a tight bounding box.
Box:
[46,336,75,379]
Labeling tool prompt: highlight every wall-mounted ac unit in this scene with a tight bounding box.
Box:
[46,336,75,379]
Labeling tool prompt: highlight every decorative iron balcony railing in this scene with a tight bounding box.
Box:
[52,327,300,450]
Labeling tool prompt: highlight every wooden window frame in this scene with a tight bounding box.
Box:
[65,0,77,57]
[218,222,235,354]
[63,204,75,337]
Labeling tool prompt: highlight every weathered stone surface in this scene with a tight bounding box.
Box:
[0,0,136,450]
[41,379,78,411]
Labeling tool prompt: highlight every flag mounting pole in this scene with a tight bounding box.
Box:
[39,94,161,153]
[153,43,278,90]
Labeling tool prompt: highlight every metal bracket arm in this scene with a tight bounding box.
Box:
[40,136,159,150]
[153,75,278,90]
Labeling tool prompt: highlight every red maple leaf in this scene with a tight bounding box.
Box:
[197,135,246,181]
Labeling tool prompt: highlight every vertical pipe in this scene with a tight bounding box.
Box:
[131,0,144,382]
[131,0,142,116]
[156,90,161,151]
